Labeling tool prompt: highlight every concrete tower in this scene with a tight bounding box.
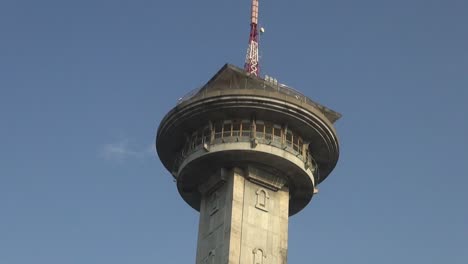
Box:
[156,64,340,264]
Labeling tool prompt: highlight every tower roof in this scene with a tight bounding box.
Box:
[178,64,341,123]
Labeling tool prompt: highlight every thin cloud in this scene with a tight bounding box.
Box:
[99,140,153,161]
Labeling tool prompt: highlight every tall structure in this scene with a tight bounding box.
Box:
[244,0,260,76]
[156,1,340,264]
[156,65,340,263]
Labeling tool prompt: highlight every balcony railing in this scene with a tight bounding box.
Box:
[172,119,318,179]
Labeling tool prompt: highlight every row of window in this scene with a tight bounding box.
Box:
[213,120,252,139]
[180,120,306,157]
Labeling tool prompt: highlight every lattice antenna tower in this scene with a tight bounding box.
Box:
[244,0,261,76]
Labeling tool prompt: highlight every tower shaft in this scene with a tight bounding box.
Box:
[196,167,289,264]
[245,0,260,76]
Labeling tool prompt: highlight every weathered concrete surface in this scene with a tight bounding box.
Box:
[176,141,315,216]
[196,167,288,264]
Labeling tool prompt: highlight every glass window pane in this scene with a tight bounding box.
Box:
[203,126,211,143]
[298,137,303,155]
[223,123,232,138]
[232,121,240,131]
[256,123,265,139]
[273,126,281,137]
[256,123,264,132]
[272,126,282,144]
[265,124,272,141]
[265,124,273,134]
[241,121,251,137]
[293,143,299,152]
[286,130,293,146]
[214,122,223,139]
[232,121,241,137]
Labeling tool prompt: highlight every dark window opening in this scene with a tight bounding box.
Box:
[232,120,241,137]
[214,122,223,139]
[223,122,232,138]
[256,123,265,139]
[241,121,251,137]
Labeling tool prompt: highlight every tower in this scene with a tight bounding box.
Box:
[156,1,340,263]
[156,65,340,263]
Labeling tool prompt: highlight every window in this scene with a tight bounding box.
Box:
[223,122,232,138]
[232,120,241,137]
[241,120,251,137]
[214,122,223,139]
[253,248,265,264]
[285,130,293,147]
[265,123,273,141]
[255,188,269,212]
[293,132,300,152]
[203,126,211,144]
[256,122,265,139]
[272,125,282,144]
[298,137,303,155]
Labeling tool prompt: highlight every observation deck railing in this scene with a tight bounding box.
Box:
[172,126,318,183]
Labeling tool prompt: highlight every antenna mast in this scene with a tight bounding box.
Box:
[244,0,260,76]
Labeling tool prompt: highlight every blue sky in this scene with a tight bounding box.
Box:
[1,0,467,263]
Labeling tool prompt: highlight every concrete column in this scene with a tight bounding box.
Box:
[196,167,289,264]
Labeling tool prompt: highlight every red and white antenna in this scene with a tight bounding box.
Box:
[244,0,261,76]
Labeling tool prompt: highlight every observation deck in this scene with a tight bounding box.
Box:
[156,64,340,216]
